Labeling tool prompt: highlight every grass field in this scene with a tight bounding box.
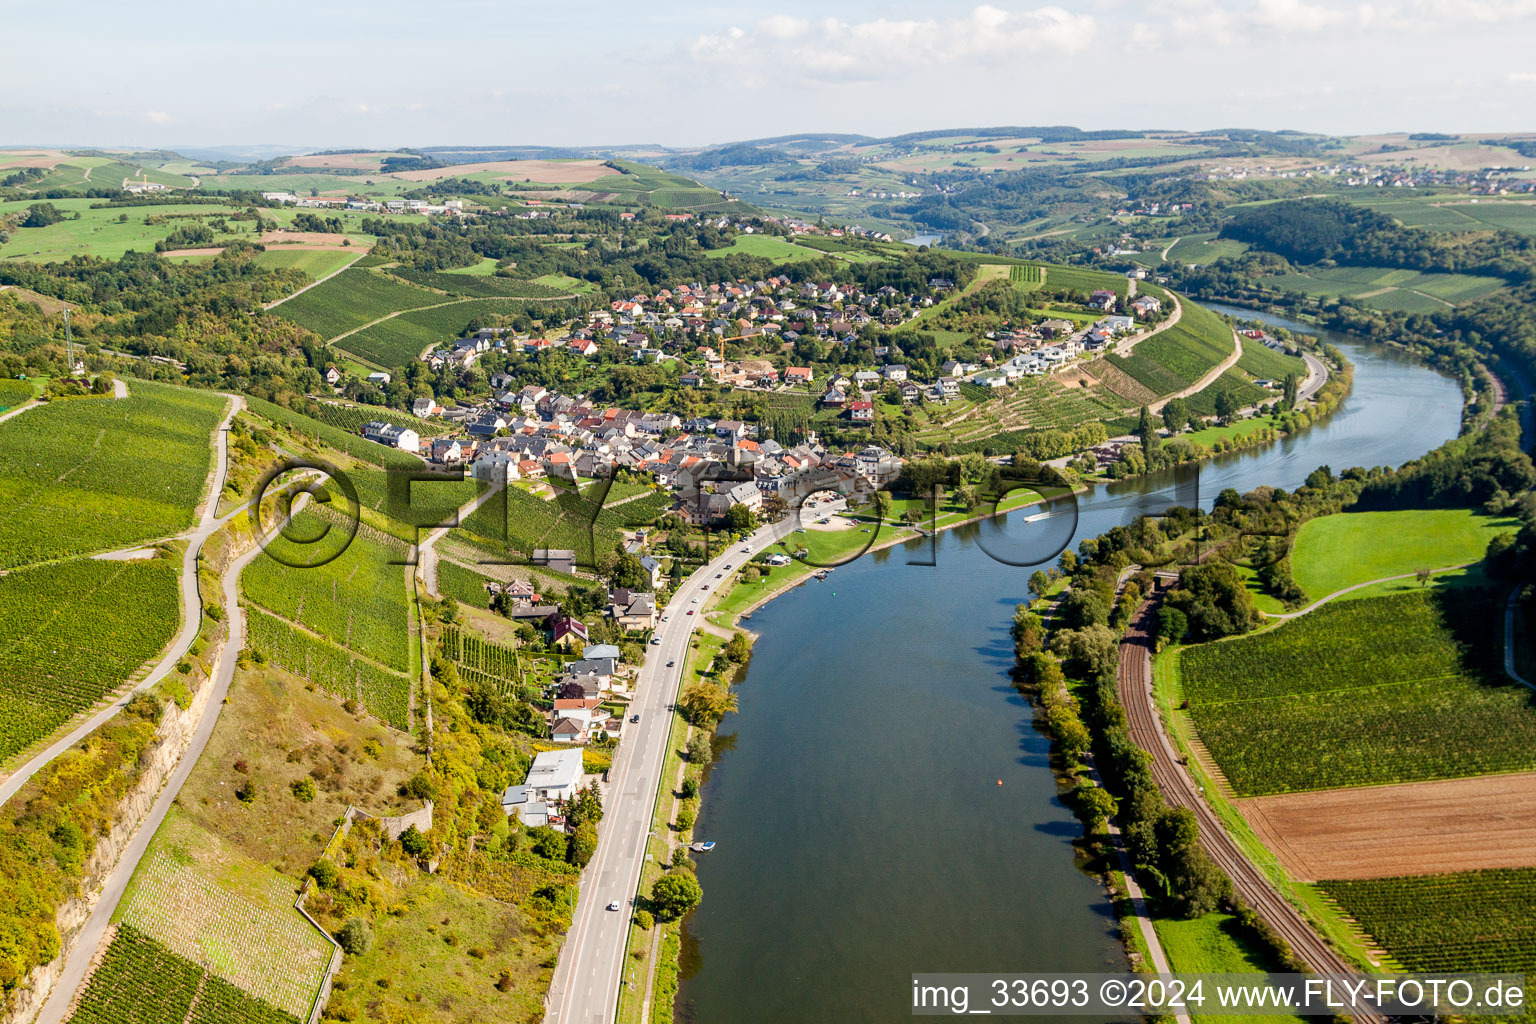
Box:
[250,248,357,279]
[270,268,442,340]
[1289,509,1521,600]
[1177,589,1536,795]
[1166,233,1250,265]
[0,198,254,262]
[0,557,178,763]
[0,380,227,567]
[703,234,827,263]
[1260,265,1504,311]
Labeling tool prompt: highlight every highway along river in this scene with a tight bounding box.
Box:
[676,312,1465,1023]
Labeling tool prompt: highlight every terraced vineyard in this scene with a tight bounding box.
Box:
[458,483,646,563]
[1319,868,1536,999]
[270,268,440,340]
[0,380,227,567]
[69,924,300,1024]
[0,558,179,761]
[242,510,412,671]
[1085,359,1158,406]
[1178,590,1536,795]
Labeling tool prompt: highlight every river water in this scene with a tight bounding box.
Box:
[675,312,1465,1024]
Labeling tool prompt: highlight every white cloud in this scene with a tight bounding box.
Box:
[1508,70,1536,83]
[687,5,1097,81]
[145,110,170,124]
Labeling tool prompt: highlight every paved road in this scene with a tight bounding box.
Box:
[1117,585,1383,1023]
[1115,291,1183,358]
[0,395,242,808]
[544,518,796,1024]
[34,498,300,1024]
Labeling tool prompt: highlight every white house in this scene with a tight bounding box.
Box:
[361,421,420,453]
[366,371,392,386]
[501,748,585,825]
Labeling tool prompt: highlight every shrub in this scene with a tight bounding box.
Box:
[235,778,258,803]
[399,824,429,856]
[634,909,654,930]
[291,777,317,802]
[335,917,374,956]
[309,860,341,889]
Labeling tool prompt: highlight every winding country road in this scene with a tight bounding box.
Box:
[1116,585,1382,1022]
[544,518,796,1024]
[0,394,242,808]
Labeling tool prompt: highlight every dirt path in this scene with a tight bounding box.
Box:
[1149,331,1244,414]
[1261,564,1473,621]
[1161,237,1180,262]
[263,250,367,310]
[417,482,504,598]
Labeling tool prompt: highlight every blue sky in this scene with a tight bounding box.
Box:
[6,0,1536,149]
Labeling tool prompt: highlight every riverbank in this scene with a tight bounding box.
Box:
[661,321,1467,1024]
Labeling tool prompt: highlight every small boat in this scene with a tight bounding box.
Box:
[813,569,830,581]
[690,841,717,853]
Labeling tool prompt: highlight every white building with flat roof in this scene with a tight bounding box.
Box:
[501,747,586,826]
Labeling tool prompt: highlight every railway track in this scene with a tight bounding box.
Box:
[1116,584,1385,1024]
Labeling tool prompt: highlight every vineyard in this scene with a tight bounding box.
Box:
[1008,264,1043,290]
[1184,368,1272,417]
[387,267,566,299]
[1022,262,1130,298]
[246,607,411,728]
[119,852,332,1019]
[244,396,422,470]
[1179,590,1536,795]
[336,297,550,367]
[1236,339,1307,381]
[442,625,566,698]
[0,379,227,567]
[458,483,641,563]
[437,560,496,608]
[69,925,300,1024]
[1319,868,1536,987]
[0,378,33,410]
[269,267,440,340]
[0,558,178,762]
[242,508,412,671]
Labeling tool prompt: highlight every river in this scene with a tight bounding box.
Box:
[675,313,1465,1024]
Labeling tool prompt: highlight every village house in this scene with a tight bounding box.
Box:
[361,421,420,453]
[501,748,585,825]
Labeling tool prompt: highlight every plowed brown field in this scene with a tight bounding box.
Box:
[1239,772,1536,881]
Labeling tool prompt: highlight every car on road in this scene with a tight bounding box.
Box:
[607,901,621,911]
[630,714,640,723]
[724,563,732,570]
[691,597,699,603]
[666,659,674,667]
[650,637,661,645]
[687,610,694,616]
[715,573,723,578]
[701,584,709,590]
